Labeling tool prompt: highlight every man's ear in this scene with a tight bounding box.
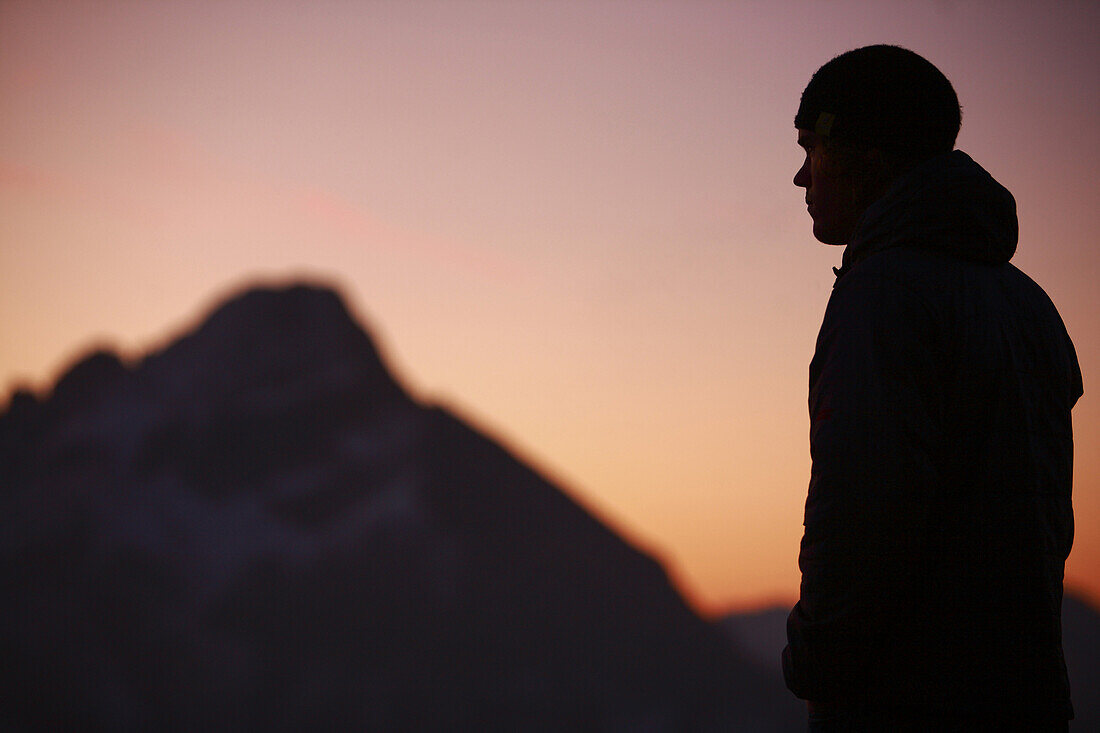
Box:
[861,147,896,200]
[864,147,889,177]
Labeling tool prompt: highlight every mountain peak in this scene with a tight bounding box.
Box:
[0,281,789,730]
[141,283,405,417]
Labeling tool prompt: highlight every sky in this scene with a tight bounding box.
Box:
[2,0,1098,615]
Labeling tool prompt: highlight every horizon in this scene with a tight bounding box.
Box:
[2,0,1098,616]
[5,274,1098,619]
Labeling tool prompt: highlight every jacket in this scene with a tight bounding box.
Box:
[782,150,1082,719]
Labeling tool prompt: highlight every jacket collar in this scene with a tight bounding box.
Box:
[833,150,1018,283]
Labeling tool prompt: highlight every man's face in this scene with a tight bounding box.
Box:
[794,129,867,246]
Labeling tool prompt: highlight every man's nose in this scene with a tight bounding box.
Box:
[794,159,810,188]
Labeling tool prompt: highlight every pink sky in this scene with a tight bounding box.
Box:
[2,0,1098,614]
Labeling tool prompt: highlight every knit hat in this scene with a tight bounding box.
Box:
[795,45,961,161]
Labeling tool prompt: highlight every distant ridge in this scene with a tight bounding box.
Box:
[1,283,798,731]
[719,593,1100,730]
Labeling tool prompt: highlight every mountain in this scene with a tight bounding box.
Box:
[0,283,793,731]
[719,592,1100,730]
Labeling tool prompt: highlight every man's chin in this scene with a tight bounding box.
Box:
[812,224,848,246]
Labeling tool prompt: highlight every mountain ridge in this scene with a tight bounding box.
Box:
[1,282,799,731]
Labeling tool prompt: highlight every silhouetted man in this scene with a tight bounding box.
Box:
[782,45,1081,732]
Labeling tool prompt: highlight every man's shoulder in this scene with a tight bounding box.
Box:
[829,247,1068,337]
[840,245,1043,300]
[843,245,962,285]
[829,247,954,319]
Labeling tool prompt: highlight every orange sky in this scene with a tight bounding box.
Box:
[2,0,1098,616]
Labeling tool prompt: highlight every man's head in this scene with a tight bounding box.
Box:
[793,45,961,245]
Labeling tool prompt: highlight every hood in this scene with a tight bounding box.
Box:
[837,150,1018,279]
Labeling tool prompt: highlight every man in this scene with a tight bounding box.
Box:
[782,45,1082,731]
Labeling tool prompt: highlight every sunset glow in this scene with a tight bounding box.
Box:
[2,0,1097,615]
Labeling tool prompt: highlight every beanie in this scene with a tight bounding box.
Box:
[795,45,961,161]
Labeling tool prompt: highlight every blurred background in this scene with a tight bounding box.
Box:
[2,0,1097,616]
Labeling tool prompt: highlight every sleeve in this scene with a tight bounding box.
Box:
[783,270,947,703]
